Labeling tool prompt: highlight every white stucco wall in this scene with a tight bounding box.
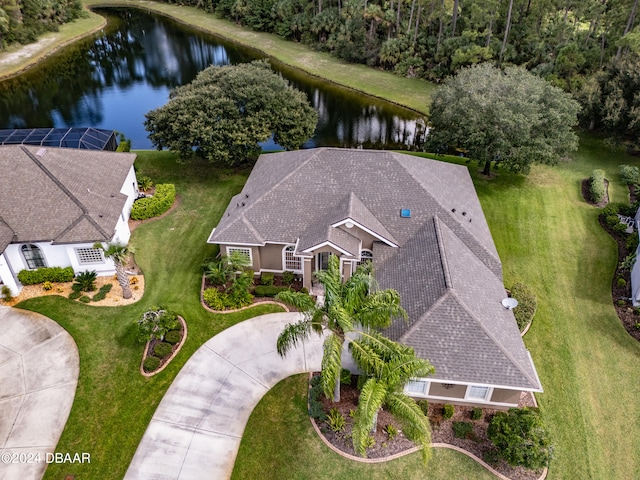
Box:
[0,253,20,296]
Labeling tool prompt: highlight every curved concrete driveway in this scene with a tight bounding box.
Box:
[125,312,325,480]
[0,306,79,480]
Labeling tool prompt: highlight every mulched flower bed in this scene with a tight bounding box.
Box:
[142,317,186,374]
[314,376,543,480]
[581,178,609,207]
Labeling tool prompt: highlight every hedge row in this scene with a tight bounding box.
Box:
[17,266,75,285]
[254,285,292,297]
[130,184,176,220]
[589,169,606,203]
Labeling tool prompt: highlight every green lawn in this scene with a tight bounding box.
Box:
[17,151,286,480]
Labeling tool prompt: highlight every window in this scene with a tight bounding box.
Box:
[226,247,252,266]
[467,386,490,401]
[316,252,333,271]
[21,244,46,269]
[406,380,428,395]
[75,247,105,265]
[284,245,301,271]
[357,249,373,266]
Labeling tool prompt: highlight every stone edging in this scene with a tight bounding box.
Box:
[307,376,547,480]
[199,274,290,314]
[139,315,187,377]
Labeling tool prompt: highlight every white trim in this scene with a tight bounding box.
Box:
[283,244,303,273]
[225,246,253,267]
[215,240,263,247]
[465,385,492,402]
[420,394,519,408]
[302,241,355,257]
[425,377,543,393]
[332,218,399,248]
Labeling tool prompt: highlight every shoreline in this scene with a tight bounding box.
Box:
[0,0,432,116]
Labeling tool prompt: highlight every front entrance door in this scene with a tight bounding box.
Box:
[315,252,332,271]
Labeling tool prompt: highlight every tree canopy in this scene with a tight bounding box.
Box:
[427,63,580,175]
[144,60,317,166]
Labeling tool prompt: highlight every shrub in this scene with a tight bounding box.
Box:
[619,202,638,217]
[99,283,113,293]
[471,407,483,421]
[340,368,352,385]
[602,203,621,216]
[254,285,290,297]
[300,287,309,295]
[589,169,606,203]
[620,164,639,185]
[74,270,97,292]
[130,184,176,220]
[483,448,501,466]
[443,404,455,419]
[418,399,429,416]
[130,276,138,285]
[79,295,91,303]
[384,424,398,440]
[143,356,161,372]
[203,288,229,310]
[137,175,154,192]
[613,222,629,235]
[617,277,627,288]
[137,306,179,343]
[17,266,74,285]
[204,261,228,286]
[1,285,13,302]
[165,330,182,345]
[488,407,553,470]
[626,232,639,252]
[452,421,474,439]
[153,342,173,358]
[282,271,295,285]
[365,435,376,448]
[617,299,627,307]
[260,272,275,286]
[42,281,53,291]
[605,214,621,227]
[91,291,107,302]
[308,375,327,421]
[326,408,346,432]
[511,283,538,331]
[68,291,82,300]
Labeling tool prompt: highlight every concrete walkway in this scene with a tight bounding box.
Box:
[0,306,79,480]
[125,312,325,480]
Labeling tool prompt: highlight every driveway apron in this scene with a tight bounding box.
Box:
[0,306,79,480]
[125,312,325,480]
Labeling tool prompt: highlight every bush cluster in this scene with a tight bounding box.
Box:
[326,408,346,432]
[282,271,295,285]
[308,375,327,421]
[130,184,176,220]
[73,270,97,292]
[260,272,274,286]
[254,285,291,297]
[17,266,74,285]
[471,407,483,421]
[42,281,53,291]
[589,169,606,203]
[79,295,91,303]
[203,287,253,310]
[165,330,182,344]
[68,291,82,300]
[510,283,538,331]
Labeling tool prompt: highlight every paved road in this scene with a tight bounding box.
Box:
[125,312,326,480]
[0,306,79,480]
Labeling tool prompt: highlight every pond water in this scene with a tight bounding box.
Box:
[0,8,425,150]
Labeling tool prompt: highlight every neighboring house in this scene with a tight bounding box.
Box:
[0,145,138,296]
[208,148,543,408]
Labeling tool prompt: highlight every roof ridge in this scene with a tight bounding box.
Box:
[397,291,451,344]
[53,214,109,243]
[241,215,264,244]
[21,146,111,241]
[446,288,540,388]
[432,216,452,289]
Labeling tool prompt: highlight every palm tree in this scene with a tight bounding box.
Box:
[93,242,134,299]
[276,255,406,402]
[349,331,435,463]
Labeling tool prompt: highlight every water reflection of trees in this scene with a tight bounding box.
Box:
[0,7,424,150]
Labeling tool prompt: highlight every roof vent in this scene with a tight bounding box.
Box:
[36,148,46,157]
[400,209,411,218]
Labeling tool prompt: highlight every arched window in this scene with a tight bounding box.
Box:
[21,244,46,270]
[283,245,301,271]
[357,249,373,266]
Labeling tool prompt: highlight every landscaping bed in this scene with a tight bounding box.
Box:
[140,315,187,375]
[311,375,543,480]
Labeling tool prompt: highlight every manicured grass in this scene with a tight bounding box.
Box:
[232,374,496,480]
[16,151,285,480]
[82,0,434,115]
[0,9,105,80]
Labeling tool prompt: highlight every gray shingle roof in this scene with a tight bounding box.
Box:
[0,145,135,246]
[209,148,541,391]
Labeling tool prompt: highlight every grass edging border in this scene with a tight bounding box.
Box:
[199,274,290,314]
[306,375,546,479]
[139,315,187,377]
[520,308,537,337]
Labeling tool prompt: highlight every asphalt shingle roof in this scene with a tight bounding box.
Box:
[0,145,135,246]
[209,148,541,391]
